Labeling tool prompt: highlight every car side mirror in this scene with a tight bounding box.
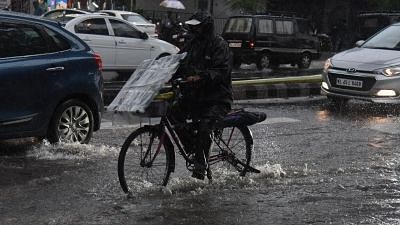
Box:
[140,32,149,39]
[355,40,365,47]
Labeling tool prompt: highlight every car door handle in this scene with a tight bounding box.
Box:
[117,41,126,44]
[82,39,92,42]
[46,66,65,72]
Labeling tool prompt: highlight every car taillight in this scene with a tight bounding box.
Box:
[94,52,103,71]
[249,40,255,48]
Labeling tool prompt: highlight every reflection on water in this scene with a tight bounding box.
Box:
[321,100,400,123]
[316,110,331,122]
[367,116,393,126]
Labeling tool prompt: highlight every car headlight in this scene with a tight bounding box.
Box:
[377,66,400,77]
[323,58,332,73]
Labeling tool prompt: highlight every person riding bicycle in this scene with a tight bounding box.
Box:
[171,10,233,180]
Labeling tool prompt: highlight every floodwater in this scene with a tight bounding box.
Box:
[3,100,400,224]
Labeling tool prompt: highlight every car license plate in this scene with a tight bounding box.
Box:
[336,78,363,88]
[229,42,242,48]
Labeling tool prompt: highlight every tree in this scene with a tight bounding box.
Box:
[367,0,400,10]
[226,0,267,14]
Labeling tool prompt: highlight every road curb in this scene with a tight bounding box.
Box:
[234,96,327,106]
[104,74,323,105]
[232,75,322,100]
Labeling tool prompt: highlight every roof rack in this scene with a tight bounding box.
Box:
[257,10,297,18]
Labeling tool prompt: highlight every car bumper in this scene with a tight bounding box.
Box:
[320,68,400,103]
[231,48,257,62]
[321,87,400,103]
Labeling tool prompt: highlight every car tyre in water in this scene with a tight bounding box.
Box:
[47,99,94,144]
[298,53,311,69]
[257,52,271,70]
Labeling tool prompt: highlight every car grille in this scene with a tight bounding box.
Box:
[327,72,376,91]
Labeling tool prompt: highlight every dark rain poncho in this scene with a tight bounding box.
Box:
[175,32,233,106]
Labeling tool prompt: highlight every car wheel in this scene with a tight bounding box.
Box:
[47,99,94,144]
[298,53,311,69]
[257,53,271,70]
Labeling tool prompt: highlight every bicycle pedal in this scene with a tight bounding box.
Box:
[186,162,195,171]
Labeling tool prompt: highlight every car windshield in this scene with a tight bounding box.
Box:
[362,24,400,50]
[224,17,253,33]
[121,14,150,24]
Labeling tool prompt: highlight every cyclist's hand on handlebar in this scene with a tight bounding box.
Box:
[186,75,201,83]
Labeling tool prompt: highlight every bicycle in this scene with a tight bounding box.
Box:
[117,79,264,193]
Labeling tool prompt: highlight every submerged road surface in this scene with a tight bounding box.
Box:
[2,98,400,224]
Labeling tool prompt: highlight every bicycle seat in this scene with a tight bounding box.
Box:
[218,109,267,128]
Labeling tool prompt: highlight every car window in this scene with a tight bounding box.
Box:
[276,20,294,35]
[102,12,115,16]
[75,18,109,35]
[362,24,400,49]
[258,19,273,34]
[121,14,150,24]
[44,11,63,19]
[224,17,252,33]
[362,17,379,28]
[44,27,70,52]
[297,20,313,35]
[0,21,55,58]
[109,19,141,38]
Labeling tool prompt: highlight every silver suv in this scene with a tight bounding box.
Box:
[321,23,400,104]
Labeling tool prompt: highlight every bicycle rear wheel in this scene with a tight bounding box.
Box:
[211,126,254,176]
[118,125,174,193]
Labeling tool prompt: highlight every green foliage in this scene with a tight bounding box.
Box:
[367,0,400,10]
[226,0,267,14]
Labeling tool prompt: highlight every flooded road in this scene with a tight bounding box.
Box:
[2,99,400,224]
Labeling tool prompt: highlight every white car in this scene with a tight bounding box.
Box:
[42,8,91,25]
[99,10,157,37]
[64,14,179,76]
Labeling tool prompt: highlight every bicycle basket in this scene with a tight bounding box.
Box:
[143,100,170,117]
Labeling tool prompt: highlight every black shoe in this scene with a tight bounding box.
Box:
[192,170,205,180]
[192,161,206,180]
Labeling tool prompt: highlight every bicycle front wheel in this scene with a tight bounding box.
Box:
[118,125,174,193]
[212,126,254,176]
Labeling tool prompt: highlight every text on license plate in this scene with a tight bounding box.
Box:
[229,42,242,48]
[336,78,363,88]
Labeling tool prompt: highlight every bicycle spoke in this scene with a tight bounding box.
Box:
[210,126,253,175]
[118,126,173,193]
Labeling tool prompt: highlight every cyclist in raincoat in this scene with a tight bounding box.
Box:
[172,10,233,180]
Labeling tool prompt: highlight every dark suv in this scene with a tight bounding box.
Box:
[222,14,320,70]
[0,11,104,144]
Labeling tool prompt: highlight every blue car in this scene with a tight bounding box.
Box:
[0,11,104,144]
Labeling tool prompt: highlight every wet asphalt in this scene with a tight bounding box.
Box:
[3,99,400,224]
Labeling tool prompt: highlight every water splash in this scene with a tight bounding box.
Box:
[253,163,287,178]
[125,163,286,197]
[27,140,118,160]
